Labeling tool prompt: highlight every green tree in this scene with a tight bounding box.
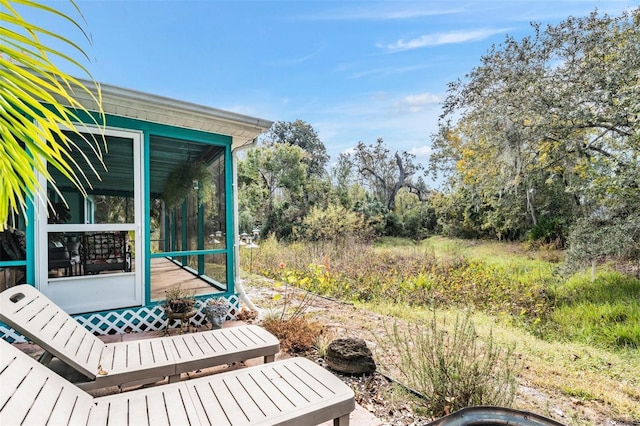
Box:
[431,8,639,253]
[294,202,368,244]
[238,142,307,237]
[1,0,105,229]
[266,119,329,178]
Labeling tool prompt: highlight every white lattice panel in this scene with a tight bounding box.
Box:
[0,324,26,343]
[0,296,239,342]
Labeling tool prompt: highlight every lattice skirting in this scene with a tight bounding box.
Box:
[0,295,239,343]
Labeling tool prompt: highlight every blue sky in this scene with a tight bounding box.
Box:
[26,0,636,171]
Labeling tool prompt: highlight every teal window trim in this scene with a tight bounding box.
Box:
[143,132,151,305]
[0,260,27,268]
[149,249,226,258]
[225,144,235,293]
[197,200,205,276]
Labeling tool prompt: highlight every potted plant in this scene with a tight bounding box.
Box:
[162,161,214,209]
[163,284,196,314]
[163,284,197,333]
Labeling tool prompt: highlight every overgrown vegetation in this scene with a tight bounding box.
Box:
[244,237,640,422]
[261,313,323,353]
[548,271,640,349]
[245,236,640,351]
[382,312,520,417]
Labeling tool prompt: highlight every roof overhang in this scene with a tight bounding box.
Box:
[58,79,273,150]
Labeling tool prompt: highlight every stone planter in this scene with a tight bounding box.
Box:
[203,304,228,330]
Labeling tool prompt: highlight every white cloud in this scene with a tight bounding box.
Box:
[379,28,509,52]
[395,93,441,113]
[273,45,325,66]
[295,5,462,21]
[409,145,433,159]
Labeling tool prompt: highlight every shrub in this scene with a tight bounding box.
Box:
[383,312,521,417]
[259,261,325,353]
[261,315,323,353]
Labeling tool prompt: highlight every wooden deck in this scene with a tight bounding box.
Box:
[150,257,225,301]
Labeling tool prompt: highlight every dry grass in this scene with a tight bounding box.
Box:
[261,315,324,353]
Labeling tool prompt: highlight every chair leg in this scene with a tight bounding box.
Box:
[39,350,54,365]
[264,354,275,363]
[333,414,350,426]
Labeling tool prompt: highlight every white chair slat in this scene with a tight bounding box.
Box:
[223,370,283,422]
[0,343,93,426]
[186,358,355,426]
[2,339,355,426]
[186,382,232,426]
[93,340,176,388]
[195,329,230,353]
[104,340,175,372]
[167,326,281,373]
[91,385,199,426]
[0,285,104,379]
[194,376,249,423]
[169,333,207,359]
[259,361,316,407]
[236,324,277,346]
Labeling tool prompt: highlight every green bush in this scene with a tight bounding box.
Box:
[383,312,520,417]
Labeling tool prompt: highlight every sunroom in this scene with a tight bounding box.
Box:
[0,82,272,339]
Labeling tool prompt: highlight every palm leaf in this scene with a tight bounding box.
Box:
[0,0,105,230]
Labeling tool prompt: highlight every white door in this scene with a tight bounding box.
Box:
[37,126,144,314]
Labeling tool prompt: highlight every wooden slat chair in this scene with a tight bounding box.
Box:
[0,284,279,390]
[0,340,355,426]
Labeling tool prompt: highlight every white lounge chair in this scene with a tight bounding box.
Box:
[0,284,279,390]
[0,339,356,425]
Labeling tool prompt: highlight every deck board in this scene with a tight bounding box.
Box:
[150,257,225,301]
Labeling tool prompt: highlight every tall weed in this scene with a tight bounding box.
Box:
[382,311,520,417]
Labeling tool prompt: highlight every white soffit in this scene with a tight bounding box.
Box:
[61,80,273,149]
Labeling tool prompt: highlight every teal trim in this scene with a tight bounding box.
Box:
[197,198,205,275]
[25,148,36,284]
[181,201,188,265]
[225,145,235,293]
[150,249,226,258]
[143,131,151,305]
[0,261,27,267]
[171,210,177,252]
[66,109,233,146]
